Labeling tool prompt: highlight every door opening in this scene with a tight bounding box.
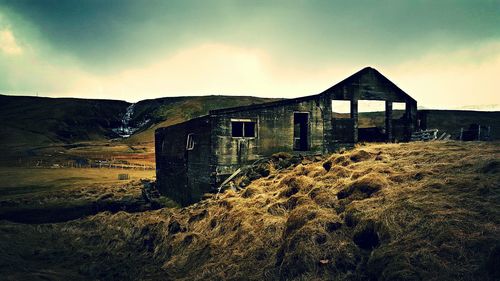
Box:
[357,100,386,142]
[294,112,309,151]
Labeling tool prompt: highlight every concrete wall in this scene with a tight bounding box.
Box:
[211,96,327,179]
[155,117,213,205]
[418,110,500,140]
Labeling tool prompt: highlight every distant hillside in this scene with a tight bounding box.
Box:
[455,104,500,111]
[0,95,276,146]
[0,94,277,164]
[0,95,129,148]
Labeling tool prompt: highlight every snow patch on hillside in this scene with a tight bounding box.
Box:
[112,103,149,138]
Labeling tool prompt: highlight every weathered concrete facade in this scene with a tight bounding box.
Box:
[155,67,417,205]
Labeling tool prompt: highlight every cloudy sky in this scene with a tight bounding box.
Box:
[0,0,498,109]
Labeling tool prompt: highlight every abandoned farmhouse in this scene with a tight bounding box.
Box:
[155,67,418,205]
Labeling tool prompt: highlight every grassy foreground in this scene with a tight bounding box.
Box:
[0,141,499,280]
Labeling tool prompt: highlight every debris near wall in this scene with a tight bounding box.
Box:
[411,129,450,141]
[413,124,493,142]
[218,152,324,194]
[411,129,438,141]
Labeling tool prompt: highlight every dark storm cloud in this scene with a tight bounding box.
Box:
[1,0,499,72]
[1,0,214,70]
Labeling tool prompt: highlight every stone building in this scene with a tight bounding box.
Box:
[155,67,417,205]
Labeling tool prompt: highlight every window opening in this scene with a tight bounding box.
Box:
[231,121,256,137]
[186,133,195,150]
[332,100,351,119]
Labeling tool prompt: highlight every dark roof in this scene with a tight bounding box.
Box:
[209,67,415,115]
[155,114,210,134]
[318,67,416,103]
[209,93,322,115]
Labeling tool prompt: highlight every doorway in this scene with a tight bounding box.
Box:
[293,112,309,151]
[357,100,386,142]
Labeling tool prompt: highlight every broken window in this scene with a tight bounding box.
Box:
[332,100,351,118]
[186,133,195,150]
[231,121,256,137]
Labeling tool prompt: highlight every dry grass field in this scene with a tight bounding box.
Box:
[0,168,156,224]
[0,167,154,195]
[0,141,499,280]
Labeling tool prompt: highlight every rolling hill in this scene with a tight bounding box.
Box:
[0,94,277,166]
[0,95,129,147]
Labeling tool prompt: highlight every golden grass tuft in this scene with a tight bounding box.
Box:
[338,173,388,200]
[349,149,372,162]
[278,175,315,197]
[328,165,352,179]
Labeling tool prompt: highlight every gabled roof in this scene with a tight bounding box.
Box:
[209,67,415,115]
[318,66,416,103]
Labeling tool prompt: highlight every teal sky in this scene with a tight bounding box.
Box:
[0,0,499,109]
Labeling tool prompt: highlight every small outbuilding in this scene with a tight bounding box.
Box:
[155,67,417,205]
